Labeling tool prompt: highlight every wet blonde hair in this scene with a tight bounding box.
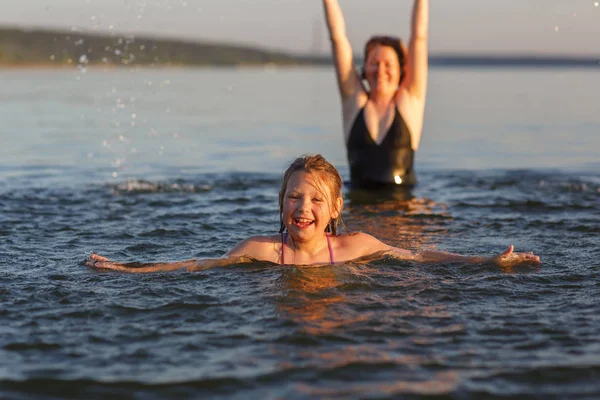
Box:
[278,154,346,235]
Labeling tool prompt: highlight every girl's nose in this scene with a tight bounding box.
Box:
[299,197,311,212]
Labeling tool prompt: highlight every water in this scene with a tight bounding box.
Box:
[1,66,599,399]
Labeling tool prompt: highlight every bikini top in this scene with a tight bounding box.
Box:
[280,232,335,265]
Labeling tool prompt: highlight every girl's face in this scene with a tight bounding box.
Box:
[282,171,341,241]
[364,45,401,94]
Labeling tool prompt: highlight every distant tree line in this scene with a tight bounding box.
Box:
[0,27,324,67]
[1,27,598,68]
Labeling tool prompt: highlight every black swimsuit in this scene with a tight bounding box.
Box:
[346,107,417,189]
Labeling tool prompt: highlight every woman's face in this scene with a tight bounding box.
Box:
[281,171,339,242]
[364,45,401,94]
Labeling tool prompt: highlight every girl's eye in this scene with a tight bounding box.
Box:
[313,198,323,203]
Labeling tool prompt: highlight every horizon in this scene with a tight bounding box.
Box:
[2,25,599,62]
[2,0,599,57]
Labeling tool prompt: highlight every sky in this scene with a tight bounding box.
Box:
[2,0,599,56]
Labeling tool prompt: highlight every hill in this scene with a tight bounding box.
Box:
[0,27,320,67]
[1,27,598,68]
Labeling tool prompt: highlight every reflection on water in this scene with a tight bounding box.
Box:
[271,261,461,396]
[277,264,371,335]
[345,187,450,250]
[296,370,460,397]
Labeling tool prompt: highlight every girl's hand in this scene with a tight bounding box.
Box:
[86,253,127,271]
[492,245,540,267]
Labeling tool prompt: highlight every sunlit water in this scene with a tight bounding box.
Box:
[1,66,599,399]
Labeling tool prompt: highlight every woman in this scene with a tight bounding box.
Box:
[322,0,428,189]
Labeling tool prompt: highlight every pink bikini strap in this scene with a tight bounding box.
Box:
[326,234,335,265]
[281,232,287,265]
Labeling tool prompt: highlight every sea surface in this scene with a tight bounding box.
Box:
[1,65,599,399]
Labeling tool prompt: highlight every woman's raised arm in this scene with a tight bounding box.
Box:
[322,0,363,100]
[402,0,429,100]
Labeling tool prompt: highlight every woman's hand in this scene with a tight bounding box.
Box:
[491,245,541,267]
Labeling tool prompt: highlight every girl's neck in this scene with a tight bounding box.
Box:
[287,233,329,257]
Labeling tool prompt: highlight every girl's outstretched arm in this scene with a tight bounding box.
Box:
[322,0,362,99]
[86,253,252,273]
[389,245,541,267]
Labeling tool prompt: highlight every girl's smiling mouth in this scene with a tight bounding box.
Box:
[293,218,314,229]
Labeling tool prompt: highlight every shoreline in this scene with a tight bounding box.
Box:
[2,61,599,71]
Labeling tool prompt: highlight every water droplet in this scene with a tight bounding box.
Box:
[112,172,118,178]
[394,175,403,185]
[554,25,559,32]
[131,114,137,119]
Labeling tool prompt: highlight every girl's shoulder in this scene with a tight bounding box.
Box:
[226,234,282,263]
[333,231,384,248]
[245,234,282,243]
[334,231,378,241]
[237,234,282,251]
[331,231,391,261]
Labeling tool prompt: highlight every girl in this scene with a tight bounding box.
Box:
[87,154,540,272]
